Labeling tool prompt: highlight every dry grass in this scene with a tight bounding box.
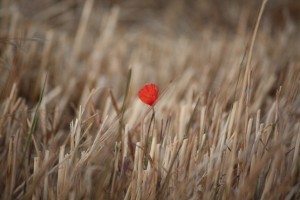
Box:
[1,0,300,199]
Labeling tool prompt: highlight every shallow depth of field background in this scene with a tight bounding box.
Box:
[0,0,300,199]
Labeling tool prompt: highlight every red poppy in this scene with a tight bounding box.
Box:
[138,83,159,106]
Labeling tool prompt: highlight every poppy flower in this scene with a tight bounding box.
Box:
[138,83,159,106]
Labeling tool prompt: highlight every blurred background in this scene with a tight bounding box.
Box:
[1,0,300,117]
[12,0,300,33]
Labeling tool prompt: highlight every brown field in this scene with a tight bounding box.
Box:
[0,0,300,199]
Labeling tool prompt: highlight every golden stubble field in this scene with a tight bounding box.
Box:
[0,0,300,199]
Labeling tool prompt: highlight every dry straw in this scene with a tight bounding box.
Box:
[0,0,300,199]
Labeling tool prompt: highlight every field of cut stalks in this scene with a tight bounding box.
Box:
[1,0,300,199]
